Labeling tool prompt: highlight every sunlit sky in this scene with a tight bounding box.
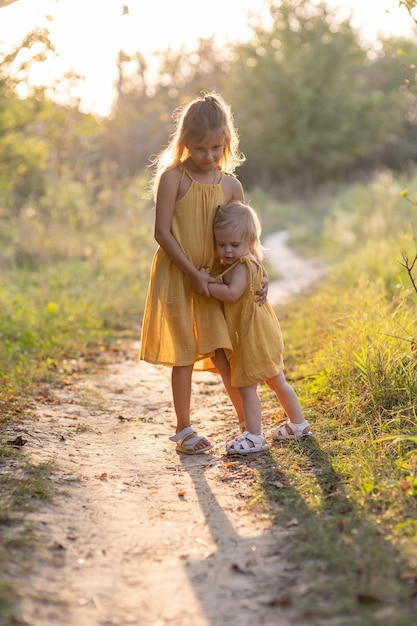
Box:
[0,0,415,116]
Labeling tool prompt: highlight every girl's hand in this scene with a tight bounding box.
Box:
[190,268,215,297]
[255,274,269,306]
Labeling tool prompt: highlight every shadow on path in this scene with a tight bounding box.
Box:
[179,434,416,626]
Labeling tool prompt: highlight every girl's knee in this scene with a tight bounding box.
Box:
[267,371,286,391]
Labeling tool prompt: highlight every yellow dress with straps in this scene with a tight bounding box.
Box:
[140,168,233,371]
[216,256,284,387]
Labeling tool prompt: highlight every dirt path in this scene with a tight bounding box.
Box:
[7,234,327,626]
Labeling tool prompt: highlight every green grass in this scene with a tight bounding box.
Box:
[0,453,55,622]
[0,173,155,420]
[249,191,417,620]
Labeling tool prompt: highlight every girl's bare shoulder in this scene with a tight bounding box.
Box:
[240,254,261,278]
[160,165,182,184]
[221,173,244,203]
[159,165,190,201]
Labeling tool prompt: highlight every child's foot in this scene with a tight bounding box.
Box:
[226,431,268,455]
[272,419,312,441]
[169,427,213,454]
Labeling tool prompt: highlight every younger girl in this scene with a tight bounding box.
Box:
[203,201,311,454]
[140,93,265,454]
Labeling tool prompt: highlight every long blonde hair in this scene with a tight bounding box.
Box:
[150,92,245,199]
[213,202,264,262]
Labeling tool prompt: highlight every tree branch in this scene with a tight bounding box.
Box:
[398,252,417,294]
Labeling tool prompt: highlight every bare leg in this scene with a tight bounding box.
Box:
[226,384,268,454]
[238,384,262,435]
[265,371,304,423]
[266,371,311,438]
[171,365,209,451]
[171,365,193,432]
[212,349,245,427]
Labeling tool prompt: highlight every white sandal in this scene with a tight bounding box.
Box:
[169,426,213,454]
[272,418,312,441]
[226,431,268,455]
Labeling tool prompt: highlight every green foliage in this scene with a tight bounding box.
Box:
[278,171,417,560]
[229,0,409,197]
[0,28,104,209]
[2,1,417,199]
[0,172,154,416]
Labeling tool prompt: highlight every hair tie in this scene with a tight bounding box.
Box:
[204,95,213,102]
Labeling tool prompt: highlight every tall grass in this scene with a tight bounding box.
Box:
[0,174,155,422]
[275,170,417,569]
[243,170,417,618]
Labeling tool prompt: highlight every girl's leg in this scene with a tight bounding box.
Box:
[238,384,262,435]
[171,365,211,451]
[266,371,304,423]
[226,384,268,454]
[171,365,193,433]
[266,371,311,437]
[212,349,245,428]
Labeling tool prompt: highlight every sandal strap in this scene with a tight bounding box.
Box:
[274,418,311,439]
[227,431,267,452]
[169,426,194,443]
[244,431,265,444]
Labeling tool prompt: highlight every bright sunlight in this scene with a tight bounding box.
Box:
[0,0,414,115]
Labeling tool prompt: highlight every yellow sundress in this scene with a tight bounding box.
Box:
[140,168,233,371]
[216,256,284,387]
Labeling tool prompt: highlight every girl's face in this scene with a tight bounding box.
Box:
[214,226,250,266]
[187,133,224,172]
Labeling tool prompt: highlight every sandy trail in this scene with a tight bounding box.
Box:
[263,231,326,307]
[6,233,326,626]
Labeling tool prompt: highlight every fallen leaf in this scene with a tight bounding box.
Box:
[270,597,292,607]
[400,480,412,491]
[178,490,186,497]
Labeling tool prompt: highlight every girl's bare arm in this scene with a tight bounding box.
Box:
[222,175,244,204]
[202,263,250,303]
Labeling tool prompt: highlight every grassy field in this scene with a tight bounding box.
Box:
[1,168,417,620]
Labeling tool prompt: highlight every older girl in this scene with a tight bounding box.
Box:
[141,93,266,454]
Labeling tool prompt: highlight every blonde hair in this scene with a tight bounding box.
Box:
[213,201,264,261]
[150,92,245,199]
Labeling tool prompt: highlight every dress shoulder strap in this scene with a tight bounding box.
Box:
[216,256,260,283]
[180,165,223,185]
[179,164,193,182]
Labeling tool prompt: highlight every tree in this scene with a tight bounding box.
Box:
[0,30,55,207]
[228,0,405,198]
[362,36,417,170]
[0,28,103,210]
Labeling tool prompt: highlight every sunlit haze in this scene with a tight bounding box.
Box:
[0,0,414,116]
